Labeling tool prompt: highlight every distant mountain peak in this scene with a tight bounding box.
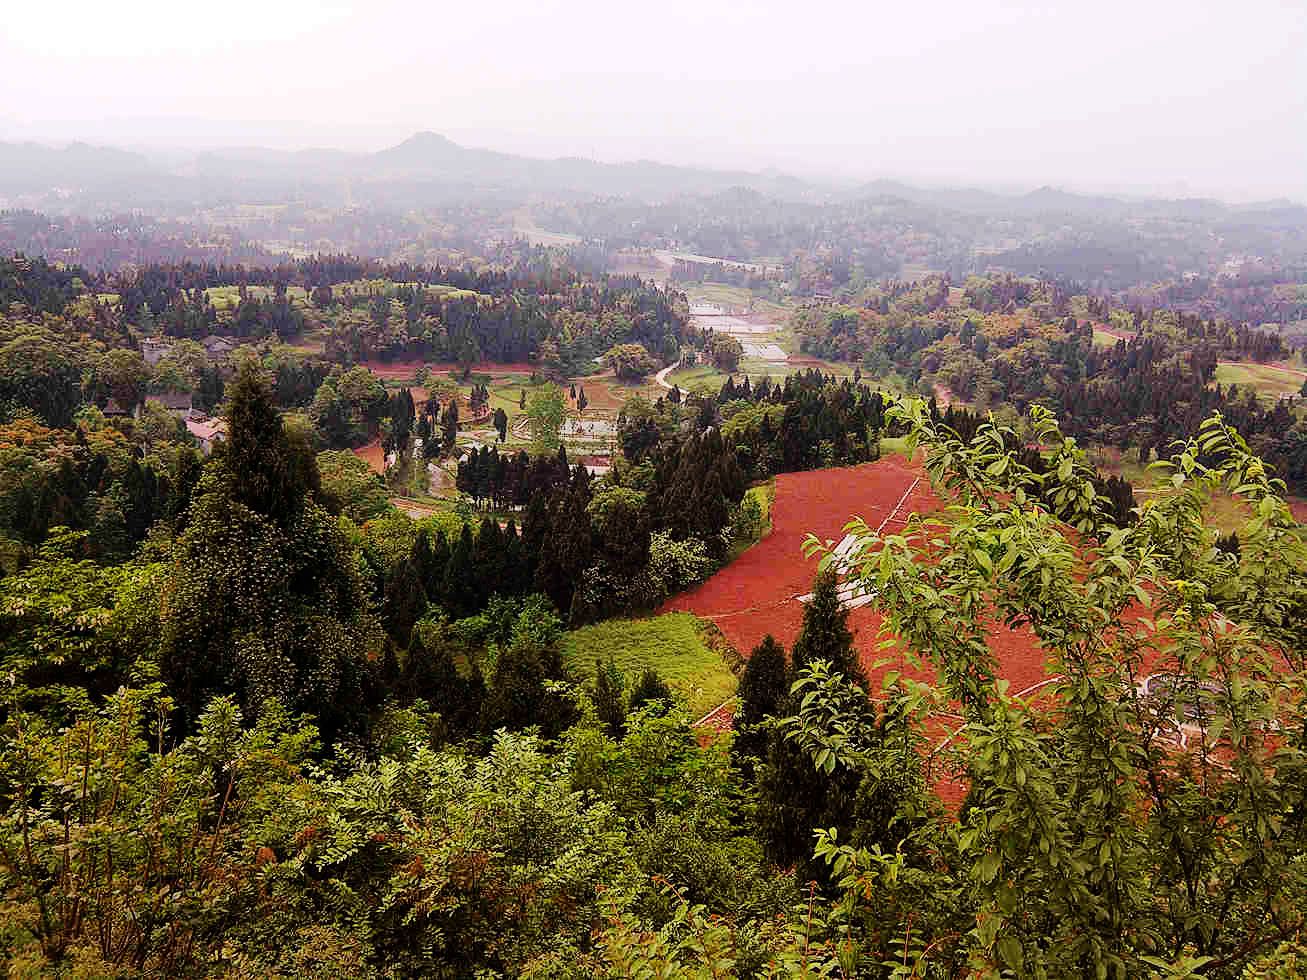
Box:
[381,131,458,154]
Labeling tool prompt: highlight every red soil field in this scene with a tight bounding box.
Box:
[570,382,629,412]
[662,458,1072,720]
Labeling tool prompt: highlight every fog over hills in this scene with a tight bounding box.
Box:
[2,131,1303,222]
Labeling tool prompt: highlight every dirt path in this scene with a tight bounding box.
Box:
[654,363,675,391]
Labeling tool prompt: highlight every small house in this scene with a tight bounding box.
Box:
[185,412,227,455]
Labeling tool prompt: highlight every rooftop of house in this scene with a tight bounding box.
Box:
[185,415,227,442]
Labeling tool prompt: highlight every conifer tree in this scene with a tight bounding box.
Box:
[382,556,427,645]
[425,530,450,603]
[473,516,505,604]
[790,569,865,689]
[222,359,313,525]
[592,656,627,737]
[479,616,574,737]
[379,637,402,692]
[441,399,460,454]
[628,668,673,714]
[403,629,480,735]
[442,523,477,617]
[733,634,788,767]
[502,519,526,596]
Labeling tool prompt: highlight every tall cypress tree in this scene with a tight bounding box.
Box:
[404,630,478,735]
[473,516,506,604]
[382,556,427,645]
[425,530,450,604]
[502,520,526,596]
[629,668,673,714]
[442,523,477,617]
[733,635,789,768]
[791,569,865,689]
[592,656,627,737]
[222,359,313,525]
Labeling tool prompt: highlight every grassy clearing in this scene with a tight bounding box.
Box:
[668,364,731,393]
[560,613,738,717]
[879,436,912,459]
[1213,362,1304,403]
[1092,329,1122,349]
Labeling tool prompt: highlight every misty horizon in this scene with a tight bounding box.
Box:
[1,118,1301,208]
[4,0,1304,203]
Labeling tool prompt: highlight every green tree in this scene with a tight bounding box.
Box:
[770,402,1307,975]
[441,522,477,617]
[0,325,82,426]
[628,668,673,714]
[732,634,788,768]
[591,655,627,737]
[705,333,743,372]
[526,384,566,456]
[790,568,865,689]
[605,343,658,381]
[317,449,391,522]
[222,360,316,525]
[382,556,426,644]
[158,487,379,739]
[479,599,574,737]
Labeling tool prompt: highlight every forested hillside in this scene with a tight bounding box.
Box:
[2,241,1307,977]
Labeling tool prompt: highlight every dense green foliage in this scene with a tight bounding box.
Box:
[3,240,1307,977]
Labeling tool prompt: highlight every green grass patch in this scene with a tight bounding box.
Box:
[879,436,912,459]
[668,364,730,394]
[1092,329,1122,349]
[1213,362,1304,403]
[561,613,738,717]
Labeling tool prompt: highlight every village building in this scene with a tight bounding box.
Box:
[185,412,227,454]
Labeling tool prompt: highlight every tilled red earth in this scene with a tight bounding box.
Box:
[663,458,1067,723]
[667,457,1294,806]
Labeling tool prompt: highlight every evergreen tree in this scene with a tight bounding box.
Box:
[442,523,477,617]
[441,399,460,454]
[756,726,862,873]
[382,556,427,645]
[403,630,478,733]
[732,635,788,768]
[425,530,450,604]
[379,637,402,693]
[592,656,627,738]
[628,668,673,715]
[791,569,865,689]
[473,516,505,605]
[479,625,575,737]
[222,359,314,525]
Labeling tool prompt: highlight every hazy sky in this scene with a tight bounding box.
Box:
[4,0,1304,200]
